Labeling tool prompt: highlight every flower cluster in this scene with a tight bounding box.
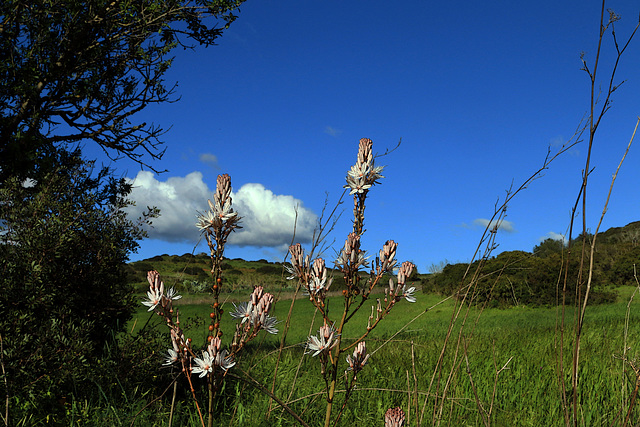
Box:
[230,286,279,337]
[375,240,398,275]
[384,407,406,427]
[305,324,339,357]
[285,243,310,281]
[192,336,235,377]
[385,261,417,303]
[142,270,182,312]
[307,258,332,300]
[196,173,239,232]
[334,232,369,272]
[344,138,385,195]
[345,341,370,374]
[163,328,185,366]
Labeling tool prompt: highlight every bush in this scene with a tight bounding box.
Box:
[0,148,153,418]
[183,265,205,276]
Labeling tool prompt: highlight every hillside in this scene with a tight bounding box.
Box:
[422,221,640,307]
[126,253,424,300]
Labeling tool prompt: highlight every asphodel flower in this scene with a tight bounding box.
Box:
[305,324,339,357]
[344,138,385,195]
[142,270,164,311]
[195,173,239,231]
[346,341,370,373]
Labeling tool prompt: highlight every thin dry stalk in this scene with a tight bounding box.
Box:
[268,193,344,417]
[418,129,580,426]
[285,308,320,406]
[229,370,311,427]
[488,345,513,423]
[412,341,419,426]
[566,2,640,422]
[570,117,639,424]
[168,377,178,427]
[406,371,411,420]
[462,337,489,427]
[622,266,640,409]
[623,360,640,427]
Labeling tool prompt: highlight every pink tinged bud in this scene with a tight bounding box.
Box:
[289,243,302,263]
[312,258,326,281]
[379,240,398,272]
[215,174,232,205]
[357,138,373,167]
[346,341,370,373]
[251,286,264,306]
[385,407,406,427]
[397,261,415,285]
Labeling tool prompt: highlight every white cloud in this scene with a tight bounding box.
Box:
[125,171,317,247]
[231,183,317,247]
[540,231,566,242]
[199,153,220,169]
[472,218,516,233]
[324,126,342,137]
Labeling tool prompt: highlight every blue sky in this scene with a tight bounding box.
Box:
[89,1,640,273]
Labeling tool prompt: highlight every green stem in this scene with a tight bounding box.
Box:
[208,381,213,427]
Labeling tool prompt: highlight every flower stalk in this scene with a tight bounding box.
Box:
[285,138,415,427]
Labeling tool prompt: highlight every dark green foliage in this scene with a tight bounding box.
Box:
[183,265,206,276]
[0,0,245,178]
[0,148,154,419]
[132,261,155,272]
[256,265,282,275]
[533,238,565,258]
[427,234,628,307]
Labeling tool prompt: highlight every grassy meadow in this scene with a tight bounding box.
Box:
[103,284,640,426]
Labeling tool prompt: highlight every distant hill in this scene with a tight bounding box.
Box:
[125,253,289,295]
[422,221,640,307]
[126,253,423,297]
[128,221,639,306]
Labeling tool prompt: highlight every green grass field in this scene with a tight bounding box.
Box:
[101,286,640,426]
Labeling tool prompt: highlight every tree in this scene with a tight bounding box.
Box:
[0,147,157,419]
[533,237,565,258]
[0,0,244,180]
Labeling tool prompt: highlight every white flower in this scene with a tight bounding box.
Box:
[166,287,182,301]
[195,209,216,231]
[210,197,237,222]
[142,287,162,311]
[191,351,214,378]
[305,325,338,356]
[163,349,179,366]
[402,286,416,303]
[260,315,279,335]
[215,349,236,371]
[346,341,370,373]
[230,302,252,324]
[284,263,297,280]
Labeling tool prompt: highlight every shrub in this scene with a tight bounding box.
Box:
[0,148,154,419]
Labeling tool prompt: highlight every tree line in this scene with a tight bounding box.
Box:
[422,223,640,307]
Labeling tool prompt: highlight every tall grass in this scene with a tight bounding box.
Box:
[118,288,640,425]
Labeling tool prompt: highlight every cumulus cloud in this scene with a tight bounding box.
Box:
[324,126,342,137]
[472,218,516,233]
[125,171,317,247]
[199,153,220,169]
[540,231,566,242]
